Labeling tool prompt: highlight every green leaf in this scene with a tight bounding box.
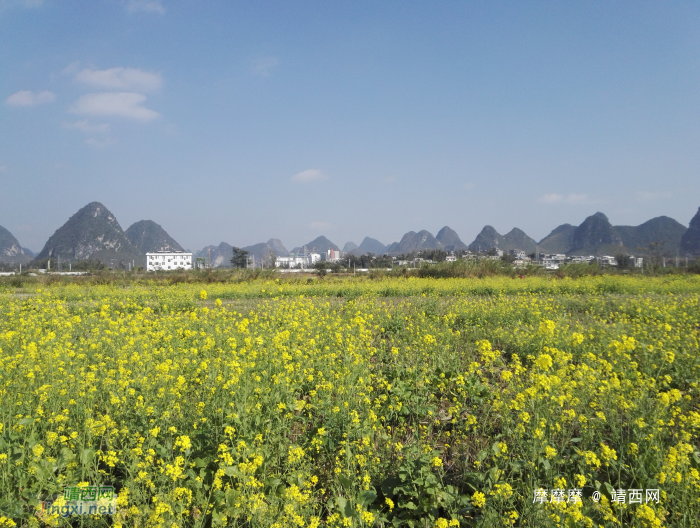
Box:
[358,490,377,507]
[338,475,352,490]
[570,437,582,443]
[223,466,236,477]
[604,482,615,499]
[80,448,94,465]
[211,510,227,526]
[19,417,34,426]
[381,476,401,497]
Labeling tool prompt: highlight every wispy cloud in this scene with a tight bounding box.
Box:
[126,0,164,14]
[291,169,328,184]
[382,175,396,184]
[5,90,55,107]
[0,0,43,12]
[309,221,331,230]
[463,182,474,190]
[64,120,110,133]
[85,137,118,149]
[539,193,590,204]
[70,92,160,122]
[75,67,162,92]
[252,56,279,77]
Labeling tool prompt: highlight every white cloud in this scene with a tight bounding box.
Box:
[64,120,110,133]
[70,92,160,122]
[252,56,279,77]
[75,67,162,92]
[126,0,165,14]
[539,193,590,204]
[5,90,55,107]
[85,137,118,149]
[309,221,331,230]
[291,169,328,184]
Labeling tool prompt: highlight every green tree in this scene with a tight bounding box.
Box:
[231,247,250,268]
[642,241,669,274]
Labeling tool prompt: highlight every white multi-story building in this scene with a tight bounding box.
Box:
[147,251,193,271]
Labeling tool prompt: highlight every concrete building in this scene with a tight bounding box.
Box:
[327,249,342,262]
[147,251,193,271]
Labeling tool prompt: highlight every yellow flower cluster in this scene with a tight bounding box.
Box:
[0,275,698,527]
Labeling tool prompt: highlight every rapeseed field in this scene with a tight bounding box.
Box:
[1,275,699,527]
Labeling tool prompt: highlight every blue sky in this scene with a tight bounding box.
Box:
[1,0,699,253]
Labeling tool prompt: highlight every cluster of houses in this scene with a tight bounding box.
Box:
[144,248,644,272]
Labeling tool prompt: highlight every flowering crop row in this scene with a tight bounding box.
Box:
[0,277,699,527]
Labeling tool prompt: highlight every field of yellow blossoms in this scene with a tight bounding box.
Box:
[1,275,699,527]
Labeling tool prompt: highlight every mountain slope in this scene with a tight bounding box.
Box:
[125,220,184,253]
[571,212,623,253]
[502,228,537,254]
[468,226,502,252]
[358,237,387,255]
[0,225,30,264]
[343,241,359,253]
[468,226,537,253]
[267,239,289,258]
[196,242,233,268]
[538,224,576,254]
[436,226,467,251]
[391,230,443,254]
[291,236,339,255]
[680,207,700,256]
[243,239,289,267]
[615,216,686,255]
[36,202,142,265]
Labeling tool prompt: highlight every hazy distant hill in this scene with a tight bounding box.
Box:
[389,230,443,254]
[436,226,467,251]
[35,202,142,266]
[357,237,387,255]
[343,241,359,253]
[571,212,622,253]
[502,228,537,253]
[125,220,184,253]
[0,225,30,264]
[468,226,537,253]
[22,247,35,258]
[384,241,399,254]
[681,207,700,256]
[538,215,686,256]
[243,239,289,266]
[196,242,233,268]
[468,226,500,252]
[537,224,576,254]
[615,216,686,255]
[291,236,339,255]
